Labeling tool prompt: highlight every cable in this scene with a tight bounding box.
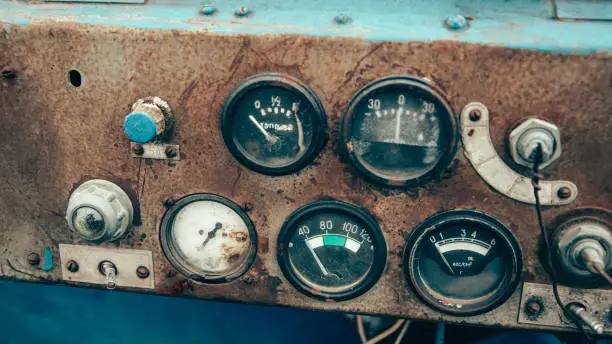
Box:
[393,320,411,344]
[356,315,407,344]
[531,144,594,342]
[592,263,612,286]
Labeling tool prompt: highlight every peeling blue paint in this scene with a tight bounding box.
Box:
[42,248,53,272]
[0,0,611,53]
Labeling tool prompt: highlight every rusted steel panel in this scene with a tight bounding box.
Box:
[0,22,611,331]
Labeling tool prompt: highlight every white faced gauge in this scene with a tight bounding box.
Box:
[160,194,257,283]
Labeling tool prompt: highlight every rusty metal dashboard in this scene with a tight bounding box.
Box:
[0,0,611,338]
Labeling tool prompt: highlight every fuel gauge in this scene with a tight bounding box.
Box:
[221,73,328,175]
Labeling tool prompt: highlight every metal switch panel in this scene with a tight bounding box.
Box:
[60,244,155,289]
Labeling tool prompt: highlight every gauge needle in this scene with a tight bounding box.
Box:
[294,112,305,153]
[395,107,403,143]
[249,115,279,144]
[434,243,456,275]
[307,242,329,276]
[199,222,223,250]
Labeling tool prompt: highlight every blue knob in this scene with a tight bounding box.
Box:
[124,111,159,143]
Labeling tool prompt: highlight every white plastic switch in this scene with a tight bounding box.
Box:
[66,180,134,242]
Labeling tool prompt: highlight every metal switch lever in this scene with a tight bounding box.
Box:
[567,303,604,334]
[99,261,118,290]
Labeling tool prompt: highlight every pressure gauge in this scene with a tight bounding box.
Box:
[403,210,522,315]
[277,201,387,301]
[221,73,328,175]
[341,76,458,186]
[159,194,257,283]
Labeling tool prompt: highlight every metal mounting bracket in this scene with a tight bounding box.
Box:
[460,102,577,205]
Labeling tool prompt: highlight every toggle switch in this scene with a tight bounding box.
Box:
[99,261,118,290]
[567,303,605,334]
[66,180,134,242]
[508,118,561,169]
[123,96,173,144]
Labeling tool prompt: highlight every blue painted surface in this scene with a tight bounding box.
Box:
[0,280,358,344]
[42,248,53,272]
[0,0,611,53]
[124,111,158,143]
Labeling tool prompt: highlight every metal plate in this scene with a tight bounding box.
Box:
[518,282,612,333]
[60,244,155,289]
[460,102,578,205]
[130,142,180,160]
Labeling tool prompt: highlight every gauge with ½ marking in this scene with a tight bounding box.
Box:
[277,200,387,301]
[403,210,522,315]
[221,73,328,175]
[341,76,458,186]
[159,194,257,283]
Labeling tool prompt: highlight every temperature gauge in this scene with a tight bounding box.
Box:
[277,200,387,301]
[341,76,458,186]
[403,210,522,315]
[159,194,257,283]
[221,73,328,175]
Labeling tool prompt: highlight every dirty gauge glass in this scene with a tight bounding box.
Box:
[159,194,257,283]
[221,73,328,175]
[341,76,458,186]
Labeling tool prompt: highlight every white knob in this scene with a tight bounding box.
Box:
[66,180,134,242]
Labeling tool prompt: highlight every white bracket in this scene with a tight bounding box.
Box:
[460,102,577,205]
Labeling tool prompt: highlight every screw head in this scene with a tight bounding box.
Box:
[164,146,177,158]
[27,253,41,266]
[1,66,16,80]
[235,6,251,17]
[557,186,572,199]
[334,14,351,25]
[525,299,543,316]
[469,110,481,122]
[201,5,216,16]
[133,144,144,155]
[66,260,79,273]
[136,266,150,279]
[444,14,468,30]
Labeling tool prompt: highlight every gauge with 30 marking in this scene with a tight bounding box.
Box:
[277,200,387,301]
[221,73,328,175]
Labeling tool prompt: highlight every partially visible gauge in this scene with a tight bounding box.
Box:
[221,73,328,175]
[341,76,458,186]
[277,200,387,301]
[159,194,257,283]
[403,210,522,315]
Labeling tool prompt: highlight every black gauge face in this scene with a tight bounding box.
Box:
[342,76,458,186]
[221,73,327,175]
[278,201,387,301]
[403,210,522,315]
[159,194,258,283]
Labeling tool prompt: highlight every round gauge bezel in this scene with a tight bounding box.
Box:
[402,209,522,316]
[159,193,258,284]
[220,73,328,176]
[341,75,459,187]
[277,200,388,301]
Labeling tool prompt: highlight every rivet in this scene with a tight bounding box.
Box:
[557,186,572,199]
[235,6,251,17]
[27,253,41,266]
[164,146,177,158]
[444,14,468,30]
[133,144,144,155]
[334,14,351,25]
[201,6,216,16]
[136,266,150,279]
[66,260,79,273]
[469,109,481,122]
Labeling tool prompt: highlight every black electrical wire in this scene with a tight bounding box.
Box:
[530,144,594,343]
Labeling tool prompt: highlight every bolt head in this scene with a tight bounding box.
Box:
[508,118,562,169]
[334,14,351,25]
[136,266,150,279]
[201,6,216,16]
[444,14,468,30]
[133,144,144,155]
[235,6,251,17]
[66,260,79,273]
[557,186,572,199]
[469,110,481,122]
[165,146,177,158]
[526,299,543,315]
[27,253,41,266]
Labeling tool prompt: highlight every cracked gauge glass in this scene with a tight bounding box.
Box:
[403,210,522,315]
[221,73,327,175]
[159,194,257,283]
[341,76,458,186]
[277,200,387,301]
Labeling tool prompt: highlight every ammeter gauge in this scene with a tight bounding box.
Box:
[221,73,328,175]
[159,194,257,283]
[403,210,522,315]
[277,201,387,301]
[341,76,458,186]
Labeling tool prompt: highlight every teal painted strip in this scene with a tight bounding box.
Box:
[323,234,347,247]
[0,0,611,53]
[43,247,53,272]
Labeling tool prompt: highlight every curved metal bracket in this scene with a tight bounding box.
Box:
[460,102,577,206]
